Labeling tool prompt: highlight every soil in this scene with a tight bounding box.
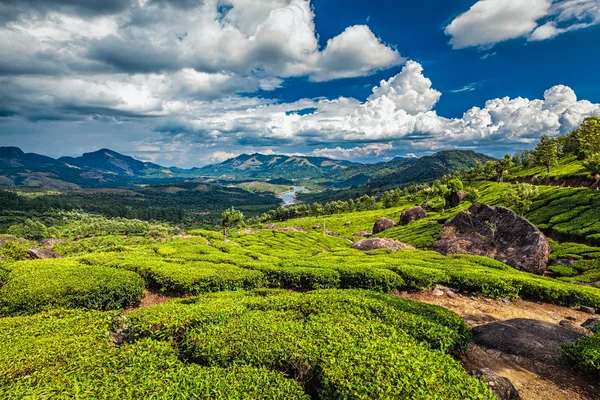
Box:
[125,289,176,312]
[400,290,600,400]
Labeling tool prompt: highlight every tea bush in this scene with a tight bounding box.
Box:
[0,259,144,315]
[562,334,600,375]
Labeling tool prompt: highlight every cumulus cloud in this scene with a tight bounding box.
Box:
[311,143,394,160]
[445,0,600,48]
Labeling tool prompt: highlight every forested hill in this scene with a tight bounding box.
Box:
[327,150,495,189]
[196,153,356,179]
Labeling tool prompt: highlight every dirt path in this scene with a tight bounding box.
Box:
[400,290,600,400]
[125,289,176,313]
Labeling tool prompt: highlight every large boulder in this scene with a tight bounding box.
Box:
[433,203,549,274]
[372,217,396,234]
[352,238,414,252]
[472,318,582,364]
[27,249,63,259]
[469,369,520,400]
[40,238,65,247]
[399,206,427,225]
[445,190,467,208]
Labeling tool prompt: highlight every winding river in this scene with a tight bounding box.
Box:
[277,186,309,206]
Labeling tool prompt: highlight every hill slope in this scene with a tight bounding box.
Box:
[197,153,355,179]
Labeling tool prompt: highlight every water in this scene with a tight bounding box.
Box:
[277,186,309,206]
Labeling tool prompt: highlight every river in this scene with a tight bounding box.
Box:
[277,186,309,206]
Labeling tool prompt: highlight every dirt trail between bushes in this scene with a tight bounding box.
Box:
[400,290,600,400]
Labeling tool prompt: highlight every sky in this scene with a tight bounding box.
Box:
[1,0,600,168]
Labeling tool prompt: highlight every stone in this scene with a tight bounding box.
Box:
[581,317,600,332]
[372,217,396,234]
[432,288,445,296]
[399,206,428,225]
[275,227,308,234]
[559,320,593,336]
[420,202,433,212]
[40,238,65,247]
[433,203,550,274]
[312,224,322,230]
[351,238,415,252]
[344,221,352,226]
[578,306,595,314]
[312,250,328,256]
[27,249,63,259]
[472,318,583,364]
[324,230,340,237]
[470,368,521,400]
[264,224,278,229]
[353,231,371,237]
[565,315,577,321]
[446,190,467,208]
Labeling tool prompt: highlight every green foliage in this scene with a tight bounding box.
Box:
[583,152,600,175]
[501,183,539,216]
[0,259,144,315]
[562,334,600,375]
[447,178,464,193]
[7,218,48,240]
[534,134,559,173]
[548,265,578,277]
[222,206,245,235]
[572,116,600,158]
[0,240,29,261]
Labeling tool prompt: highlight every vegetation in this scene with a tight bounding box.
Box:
[562,334,600,375]
[501,183,539,216]
[222,207,245,235]
[534,135,559,173]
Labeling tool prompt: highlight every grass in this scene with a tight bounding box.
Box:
[509,154,588,179]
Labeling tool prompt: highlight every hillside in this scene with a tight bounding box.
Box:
[197,153,355,179]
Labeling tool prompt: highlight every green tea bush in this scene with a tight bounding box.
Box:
[549,265,578,277]
[0,259,144,315]
[125,290,492,399]
[562,334,600,375]
[0,310,308,399]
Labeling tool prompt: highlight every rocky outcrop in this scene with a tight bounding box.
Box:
[399,206,427,225]
[469,369,521,400]
[27,249,63,259]
[445,190,466,208]
[352,238,414,252]
[353,231,371,237]
[420,202,433,212]
[372,217,396,234]
[40,238,65,247]
[433,203,549,274]
[582,317,600,332]
[472,318,582,364]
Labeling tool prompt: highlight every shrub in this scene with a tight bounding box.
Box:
[583,152,600,175]
[562,334,600,375]
[0,241,29,261]
[0,259,145,315]
[549,265,578,277]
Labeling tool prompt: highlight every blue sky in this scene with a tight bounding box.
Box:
[1,0,599,167]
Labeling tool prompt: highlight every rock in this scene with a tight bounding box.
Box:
[582,317,600,332]
[344,221,352,226]
[433,203,550,274]
[564,315,577,321]
[40,238,65,247]
[472,318,583,364]
[312,224,322,230]
[399,206,428,225]
[420,202,433,212]
[400,291,408,296]
[27,249,63,259]
[559,320,593,336]
[264,224,279,229]
[432,288,445,296]
[549,258,574,266]
[446,190,467,208]
[312,250,328,256]
[324,230,340,237]
[353,231,371,237]
[470,368,521,400]
[372,217,396,234]
[238,229,260,235]
[275,227,308,234]
[578,306,595,314]
[352,238,415,252]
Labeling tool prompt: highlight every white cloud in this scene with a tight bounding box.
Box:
[311,143,394,160]
[445,0,600,48]
[208,151,241,164]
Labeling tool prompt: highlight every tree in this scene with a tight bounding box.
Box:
[583,153,600,175]
[221,207,244,235]
[495,154,513,182]
[446,178,463,193]
[534,135,559,173]
[501,183,539,216]
[573,117,600,158]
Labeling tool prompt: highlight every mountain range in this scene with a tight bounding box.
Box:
[0,147,494,190]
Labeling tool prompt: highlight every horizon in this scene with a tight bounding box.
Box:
[1,0,600,168]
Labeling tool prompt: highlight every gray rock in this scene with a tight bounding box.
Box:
[446,190,467,208]
[559,320,593,336]
[578,306,595,314]
[312,224,322,230]
[433,203,549,274]
[344,221,352,226]
[372,217,396,234]
[352,238,414,252]
[472,318,582,364]
[582,317,600,333]
[353,231,371,237]
[399,206,428,225]
[40,238,65,247]
[470,368,521,400]
[27,249,63,259]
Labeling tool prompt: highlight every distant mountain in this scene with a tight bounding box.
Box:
[0,147,197,189]
[367,150,495,189]
[197,153,355,179]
